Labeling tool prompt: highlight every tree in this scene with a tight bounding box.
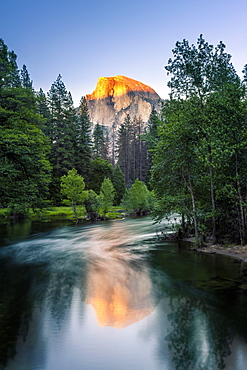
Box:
[47,75,78,204]
[112,164,126,205]
[0,38,20,89]
[117,114,148,187]
[88,157,113,194]
[47,75,77,178]
[36,88,52,136]
[84,189,101,221]
[20,64,32,89]
[99,178,115,217]
[92,123,109,160]
[60,168,88,222]
[165,34,237,99]
[76,96,92,182]
[160,35,241,242]
[151,98,201,239]
[121,179,153,216]
[0,40,51,217]
[144,105,161,180]
[117,114,132,187]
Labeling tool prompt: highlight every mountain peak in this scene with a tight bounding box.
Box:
[86,75,158,100]
[86,75,160,128]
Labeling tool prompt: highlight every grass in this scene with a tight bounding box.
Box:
[32,206,86,221]
[0,205,125,223]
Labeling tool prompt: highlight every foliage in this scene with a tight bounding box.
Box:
[121,179,154,216]
[0,40,51,217]
[75,96,92,183]
[60,168,88,221]
[84,189,101,221]
[151,35,247,244]
[88,157,113,193]
[165,34,238,99]
[99,178,115,216]
[112,164,126,205]
[117,114,148,187]
[92,123,109,160]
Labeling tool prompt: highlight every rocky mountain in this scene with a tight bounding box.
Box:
[86,75,160,128]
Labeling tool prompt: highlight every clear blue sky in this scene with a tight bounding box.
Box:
[1,0,247,106]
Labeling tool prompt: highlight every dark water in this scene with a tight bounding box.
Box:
[0,217,247,370]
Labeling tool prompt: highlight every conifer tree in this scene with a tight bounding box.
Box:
[0,39,51,216]
[112,164,126,205]
[20,64,33,89]
[117,114,132,187]
[47,75,77,178]
[92,123,109,160]
[76,96,92,182]
[36,88,52,136]
[0,38,20,88]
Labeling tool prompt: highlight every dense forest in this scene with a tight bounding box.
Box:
[1,36,247,245]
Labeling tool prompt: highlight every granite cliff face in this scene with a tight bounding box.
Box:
[86,75,160,127]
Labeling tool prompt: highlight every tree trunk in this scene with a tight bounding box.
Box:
[235,154,246,245]
[208,145,216,243]
[182,169,199,240]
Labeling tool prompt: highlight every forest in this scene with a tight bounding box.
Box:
[1,35,247,245]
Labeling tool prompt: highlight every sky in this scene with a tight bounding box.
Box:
[1,0,247,106]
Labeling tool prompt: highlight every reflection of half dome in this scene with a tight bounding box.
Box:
[86,259,154,328]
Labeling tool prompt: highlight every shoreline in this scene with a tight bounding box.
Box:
[194,244,247,263]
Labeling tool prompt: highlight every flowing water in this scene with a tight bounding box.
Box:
[0,217,247,370]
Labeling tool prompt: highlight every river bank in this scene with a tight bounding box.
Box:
[194,244,247,263]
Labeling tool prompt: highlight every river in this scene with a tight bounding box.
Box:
[0,217,247,370]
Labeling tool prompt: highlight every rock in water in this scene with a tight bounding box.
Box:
[86,75,160,128]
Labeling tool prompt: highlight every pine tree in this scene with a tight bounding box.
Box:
[117,114,132,187]
[47,75,77,178]
[112,164,126,205]
[92,123,109,160]
[0,38,20,88]
[36,88,52,136]
[20,64,33,89]
[76,96,92,183]
[0,39,51,216]
[132,116,148,182]
[46,75,78,204]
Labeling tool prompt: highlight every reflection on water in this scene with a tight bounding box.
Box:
[0,218,247,369]
[86,256,154,328]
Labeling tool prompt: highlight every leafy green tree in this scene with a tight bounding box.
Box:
[0,39,51,217]
[151,98,201,238]
[84,189,101,221]
[60,168,88,222]
[158,35,242,243]
[121,179,153,216]
[165,34,237,99]
[99,178,115,216]
[112,163,126,205]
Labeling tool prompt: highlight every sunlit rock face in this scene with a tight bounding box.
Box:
[86,75,160,127]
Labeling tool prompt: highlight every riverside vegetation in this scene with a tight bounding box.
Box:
[1,36,247,247]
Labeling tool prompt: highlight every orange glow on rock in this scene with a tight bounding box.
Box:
[86,75,158,101]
